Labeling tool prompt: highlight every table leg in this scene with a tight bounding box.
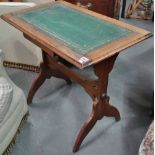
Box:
[73,96,120,152]
[27,51,71,104]
[73,55,120,152]
[27,62,51,104]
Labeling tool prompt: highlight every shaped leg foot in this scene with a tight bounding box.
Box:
[73,114,97,153]
[101,96,121,121]
[73,96,120,152]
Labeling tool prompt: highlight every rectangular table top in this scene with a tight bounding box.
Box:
[1,1,152,69]
[16,4,132,55]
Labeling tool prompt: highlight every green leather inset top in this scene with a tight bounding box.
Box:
[16,3,133,54]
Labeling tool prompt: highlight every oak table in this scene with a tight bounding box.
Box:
[1,1,151,153]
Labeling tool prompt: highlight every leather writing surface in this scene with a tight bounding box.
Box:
[16,3,133,54]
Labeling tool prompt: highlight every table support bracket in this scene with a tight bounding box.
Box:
[73,53,121,152]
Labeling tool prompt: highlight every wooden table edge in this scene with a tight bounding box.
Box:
[1,13,92,69]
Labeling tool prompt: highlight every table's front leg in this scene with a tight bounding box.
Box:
[73,54,120,152]
[93,54,120,121]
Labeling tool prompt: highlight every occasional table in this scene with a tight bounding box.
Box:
[1,1,151,152]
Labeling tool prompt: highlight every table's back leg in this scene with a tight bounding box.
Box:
[27,51,72,104]
[27,62,51,104]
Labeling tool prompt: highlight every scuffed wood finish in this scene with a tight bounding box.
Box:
[1,0,152,69]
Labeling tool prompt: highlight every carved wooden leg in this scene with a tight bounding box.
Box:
[27,63,51,104]
[101,96,120,121]
[27,51,72,104]
[73,96,120,152]
[92,55,120,122]
[73,55,121,152]
[73,111,97,153]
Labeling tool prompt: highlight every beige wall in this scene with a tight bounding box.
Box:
[0,0,54,66]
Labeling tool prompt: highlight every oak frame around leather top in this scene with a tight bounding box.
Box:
[1,0,152,69]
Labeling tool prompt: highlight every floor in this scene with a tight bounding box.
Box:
[6,7,154,155]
